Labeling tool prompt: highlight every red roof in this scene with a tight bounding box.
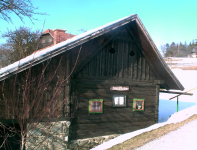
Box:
[41,29,75,43]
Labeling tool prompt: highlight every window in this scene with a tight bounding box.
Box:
[133,99,145,111]
[41,39,45,43]
[89,99,103,113]
[48,38,52,42]
[113,95,126,107]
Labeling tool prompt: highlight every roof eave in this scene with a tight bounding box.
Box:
[135,16,184,91]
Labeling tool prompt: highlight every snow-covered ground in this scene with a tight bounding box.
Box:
[165,57,197,67]
[160,69,197,103]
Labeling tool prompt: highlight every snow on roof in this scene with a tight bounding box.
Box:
[0,14,136,79]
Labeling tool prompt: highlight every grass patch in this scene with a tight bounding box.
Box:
[108,115,197,150]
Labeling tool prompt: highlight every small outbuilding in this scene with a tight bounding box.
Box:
[0,14,184,149]
[191,47,197,58]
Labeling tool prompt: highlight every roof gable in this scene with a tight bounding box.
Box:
[0,14,184,90]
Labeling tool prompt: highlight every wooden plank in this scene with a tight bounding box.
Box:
[99,50,102,76]
[134,46,138,79]
[138,53,142,80]
[140,55,143,80]
[74,86,155,93]
[75,107,155,114]
[114,40,118,77]
[130,44,134,79]
[71,121,155,129]
[116,41,120,77]
[76,101,156,109]
[113,36,136,42]
[119,42,123,78]
[148,64,150,80]
[125,42,129,77]
[107,43,110,76]
[143,57,146,80]
[96,52,100,76]
[72,115,155,124]
[74,77,155,86]
[109,42,113,76]
[101,47,105,76]
[155,85,160,123]
[111,45,114,76]
[122,41,125,77]
[74,89,156,96]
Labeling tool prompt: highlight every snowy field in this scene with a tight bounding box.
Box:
[160,69,197,102]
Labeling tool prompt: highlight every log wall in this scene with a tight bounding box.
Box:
[0,53,71,120]
[70,78,158,139]
[70,38,159,140]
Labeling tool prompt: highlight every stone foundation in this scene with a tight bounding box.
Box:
[25,121,119,150]
[69,134,120,150]
[26,121,70,150]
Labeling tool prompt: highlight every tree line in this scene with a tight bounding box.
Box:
[160,40,196,57]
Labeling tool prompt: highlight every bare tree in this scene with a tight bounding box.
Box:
[160,44,166,57]
[0,44,81,149]
[1,26,40,65]
[0,0,46,23]
[0,43,12,67]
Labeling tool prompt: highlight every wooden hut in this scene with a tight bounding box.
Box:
[0,14,184,145]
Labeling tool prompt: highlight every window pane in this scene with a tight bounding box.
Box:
[92,102,101,111]
[136,101,143,109]
[119,97,124,105]
[114,97,119,105]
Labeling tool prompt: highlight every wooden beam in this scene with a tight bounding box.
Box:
[155,85,160,123]
[72,31,118,76]
[154,80,164,85]
[113,36,136,42]
[160,90,193,95]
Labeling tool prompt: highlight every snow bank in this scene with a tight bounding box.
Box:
[168,105,197,124]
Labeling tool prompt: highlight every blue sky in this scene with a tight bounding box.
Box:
[1,0,197,50]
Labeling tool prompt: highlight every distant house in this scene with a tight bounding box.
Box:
[38,29,75,50]
[0,14,184,149]
[191,47,197,58]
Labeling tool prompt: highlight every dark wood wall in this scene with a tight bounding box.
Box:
[0,27,111,121]
[76,40,155,80]
[70,38,160,140]
[0,53,70,120]
[0,25,160,140]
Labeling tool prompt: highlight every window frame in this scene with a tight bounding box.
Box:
[133,99,145,111]
[89,99,103,113]
[112,94,127,107]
